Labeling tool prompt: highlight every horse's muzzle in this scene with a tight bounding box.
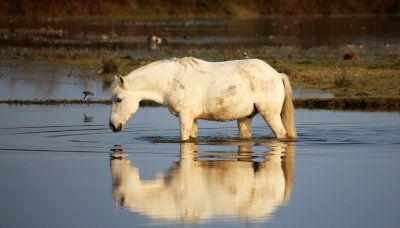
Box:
[109,121,123,132]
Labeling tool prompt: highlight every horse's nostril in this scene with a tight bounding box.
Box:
[109,122,116,132]
[109,121,122,132]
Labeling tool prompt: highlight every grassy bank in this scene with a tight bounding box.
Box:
[2,45,398,98]
[270,58,400,97]
[2,97,399,111]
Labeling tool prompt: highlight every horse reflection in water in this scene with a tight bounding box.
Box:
[110,140,294,222]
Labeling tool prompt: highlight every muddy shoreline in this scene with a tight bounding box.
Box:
[1,97,399,111]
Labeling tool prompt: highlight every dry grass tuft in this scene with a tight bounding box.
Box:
[102,58,120,74]
[334,73,353,88]
[343,52,358,60]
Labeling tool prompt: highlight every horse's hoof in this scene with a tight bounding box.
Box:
[110,153,129,159]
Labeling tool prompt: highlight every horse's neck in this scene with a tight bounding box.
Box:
[128,61,178,105]
[136,90,164,104]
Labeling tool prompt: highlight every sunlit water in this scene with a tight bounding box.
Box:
[0,60,109,100]
[0,105,399,227]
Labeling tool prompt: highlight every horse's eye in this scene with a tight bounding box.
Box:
[116,98,123,103]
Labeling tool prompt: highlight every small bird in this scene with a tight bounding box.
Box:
[147,35,162,45]
[83,90,94,100]
[243,52,249,59]
[147,35,164,50]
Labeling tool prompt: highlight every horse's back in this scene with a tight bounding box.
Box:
[179,58,279,85]
[175,58,285,121]
[194,58,284,99]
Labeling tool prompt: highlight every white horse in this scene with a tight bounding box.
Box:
[109,57,297,140]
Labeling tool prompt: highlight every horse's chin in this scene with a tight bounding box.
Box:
[112,128,123,133]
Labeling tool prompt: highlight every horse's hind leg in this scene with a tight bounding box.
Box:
[257,106,287,138]
[237,117,253,138]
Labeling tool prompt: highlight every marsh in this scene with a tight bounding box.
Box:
[0,15,399,227]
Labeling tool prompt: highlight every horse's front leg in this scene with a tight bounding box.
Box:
[179,113,194,141]
[237,117,253,138]
[190,120,198,139]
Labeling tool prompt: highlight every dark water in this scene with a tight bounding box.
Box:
[1,16,399,48]
[0,105,399,227]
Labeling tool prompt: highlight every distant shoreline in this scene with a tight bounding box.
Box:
[1,0,399,21]
[1,97,399,111]
[2,14,400,23]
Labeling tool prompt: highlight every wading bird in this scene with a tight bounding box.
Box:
[83,90,94,100]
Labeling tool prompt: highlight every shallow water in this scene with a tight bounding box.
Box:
[0,105,399,227]
[0,60,109,100]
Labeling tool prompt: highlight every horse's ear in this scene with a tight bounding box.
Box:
[117,75,125,88]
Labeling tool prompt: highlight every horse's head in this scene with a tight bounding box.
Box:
[109,76,139,132]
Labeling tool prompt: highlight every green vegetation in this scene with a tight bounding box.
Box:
[269,58,400,97]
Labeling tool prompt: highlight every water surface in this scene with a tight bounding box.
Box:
[0,60,109,100]
[1,16,399,48]
[0,105,399,227]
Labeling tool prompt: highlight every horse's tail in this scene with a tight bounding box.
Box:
[280,73,297,138]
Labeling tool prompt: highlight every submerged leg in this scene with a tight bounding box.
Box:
[190,120,198,139]
[257,106,287,138]
[237,117,253,138]
[264,114,287,138]
[179,113,194,141]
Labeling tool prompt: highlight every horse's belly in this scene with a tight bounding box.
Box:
[199,97,255,122]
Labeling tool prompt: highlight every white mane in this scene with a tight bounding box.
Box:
[174,57,203,72]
